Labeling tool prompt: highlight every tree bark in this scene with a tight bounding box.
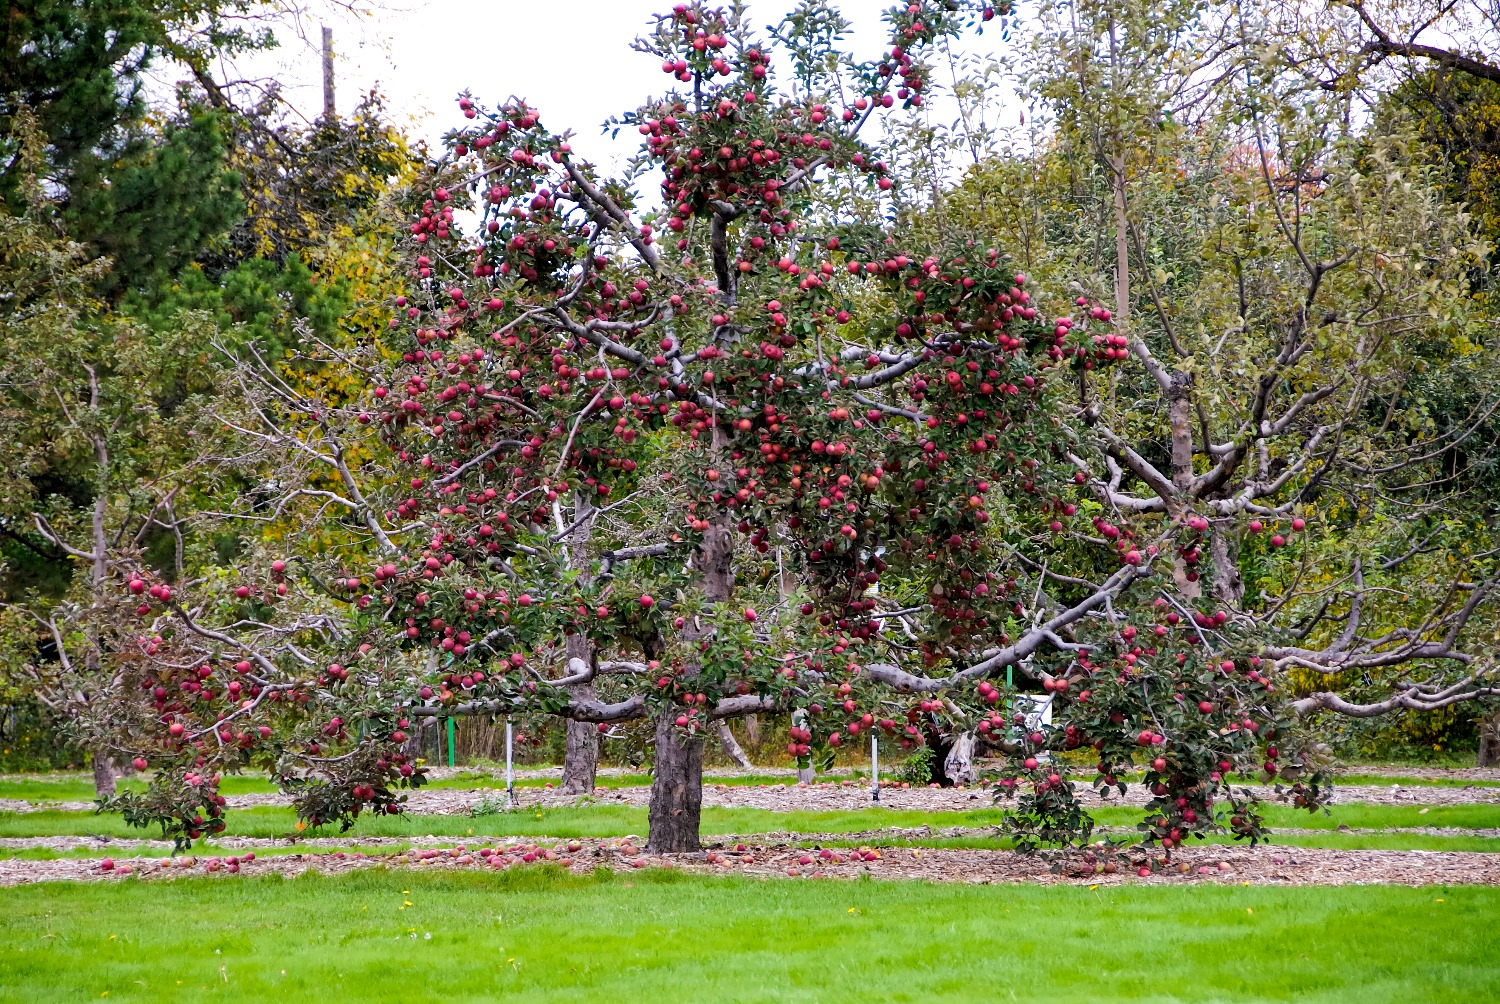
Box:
[646,709,704,852]
[1479,711,1500,768]
[560,492,600,794]
[560,635,599,794]
[743,713,761,749]
[927,734,952,786]
[646,428,734,851]
[562,717,600,793]
[1209,526,1245,608]
[943,732,977,786]
[92,750,117,798]
[321,26,336,119]
[402,719,433,765]
[716,721,752,768]
[1112,153,1130,334]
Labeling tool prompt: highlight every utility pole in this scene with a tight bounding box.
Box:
[321,26,336,119]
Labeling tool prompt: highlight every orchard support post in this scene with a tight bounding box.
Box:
[871,733,880,803]
[446,717,456,767]
[505,717,516,807]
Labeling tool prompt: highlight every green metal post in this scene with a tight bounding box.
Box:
[446,717,456,767]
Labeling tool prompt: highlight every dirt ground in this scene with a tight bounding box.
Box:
[4,836,1497,888]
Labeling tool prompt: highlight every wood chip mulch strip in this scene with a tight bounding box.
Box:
[5,837,1498,888]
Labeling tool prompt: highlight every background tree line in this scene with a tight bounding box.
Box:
[1,0,1498,812]
[0,0,414,781]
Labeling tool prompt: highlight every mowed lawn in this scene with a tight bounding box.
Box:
[3,802,1499,853]
[3,770,1495,805]
[0,868,1495,1003]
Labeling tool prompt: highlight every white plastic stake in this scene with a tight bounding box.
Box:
[871,732,880,803]
[505,718,516,806]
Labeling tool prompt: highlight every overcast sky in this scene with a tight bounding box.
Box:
[214,0,1022,180]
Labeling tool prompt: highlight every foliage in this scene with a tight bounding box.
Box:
[1392,70,1500,259]
[0,0,417,778]
[0,700,89,771]
[216,89,415,267]
[62,104,245,297]
[22,0,1500,865]
[894,743,935,784]
[0,0,272,214]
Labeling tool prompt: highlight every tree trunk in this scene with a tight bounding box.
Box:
[560,493,600,794]
[646,709,704,852]
[743,713,761,749]
[943,732,977,786]
[716,721,752,768]
[402,719,432,765]
[92,751,117,798]
[1210,526,1245,608]
[560,639,599,794]
[562,718,600,793]
[1479,710,1500,768]
[321,26,336,119]
[645,427,734,851]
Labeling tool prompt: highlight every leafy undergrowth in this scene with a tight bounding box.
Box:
[1,869,1496,1002]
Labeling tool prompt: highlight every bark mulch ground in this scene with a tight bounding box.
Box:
[3,836,1496,888]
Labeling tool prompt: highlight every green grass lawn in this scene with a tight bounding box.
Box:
[1318,774,1500,789]
[6,830,1500,860]
[1,801,1496,854]
[0,804,1026,842]
[0,772,591,802]
[6,768,1494,805]
[0,770,850,804]
[0,868,1495,1003]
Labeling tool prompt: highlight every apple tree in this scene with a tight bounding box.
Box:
[81,1,1357,860]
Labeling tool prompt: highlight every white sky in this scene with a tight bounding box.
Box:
[213,0,1023,184]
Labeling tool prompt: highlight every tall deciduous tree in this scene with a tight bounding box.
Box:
[0,204,227,794]
[0,4,417,793]
[991,0,1500,743]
